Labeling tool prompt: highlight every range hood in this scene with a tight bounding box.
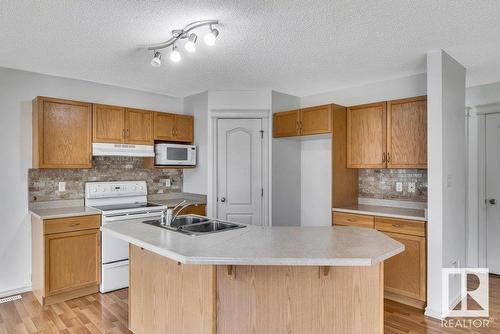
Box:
[92,143,154,157]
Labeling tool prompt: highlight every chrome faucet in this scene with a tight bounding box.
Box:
[160,200,196,226]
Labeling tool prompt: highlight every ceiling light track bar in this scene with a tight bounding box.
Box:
[147,20,219,50]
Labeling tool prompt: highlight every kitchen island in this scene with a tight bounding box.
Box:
[102,221,404,334]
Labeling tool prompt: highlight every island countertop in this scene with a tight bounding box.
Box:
[101,221,404,266]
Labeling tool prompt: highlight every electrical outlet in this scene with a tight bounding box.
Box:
[164,179,171,187]
[58,182,66,192]
[408,182,416,193]
[396,182,403,192]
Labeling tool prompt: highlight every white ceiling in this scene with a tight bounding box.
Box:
[1,1,500,97]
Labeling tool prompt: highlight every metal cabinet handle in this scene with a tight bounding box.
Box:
[392,224,402,228]
[220,197,226,203]
[347,218,355,222]
[489,199,497,205]
[382,152,386,162]
[69,223,81,227]
[387,152,391,163]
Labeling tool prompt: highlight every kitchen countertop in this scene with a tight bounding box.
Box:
[101,222,404,266]
[332,204,426,221]
[30,206,101,220]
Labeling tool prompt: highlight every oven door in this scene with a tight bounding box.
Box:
[101,213,162,264]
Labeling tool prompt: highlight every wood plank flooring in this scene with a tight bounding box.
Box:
[1,275,499,333]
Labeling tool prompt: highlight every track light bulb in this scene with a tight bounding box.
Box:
[204,28,219,46]
[170,45,181,62]
[184,33,197,53]
[150,51,162,67]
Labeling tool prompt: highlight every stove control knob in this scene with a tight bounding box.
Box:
[139,186,144,190]
[132,186,136,190]
[101,188,105,192]
[93,187,97,192]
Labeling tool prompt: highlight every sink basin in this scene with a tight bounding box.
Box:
[170,216,209,228]
[142,215,245,236]
[180,221,245,235]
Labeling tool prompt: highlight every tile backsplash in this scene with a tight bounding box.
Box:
[358,169,427,202]
[28,156,182,202]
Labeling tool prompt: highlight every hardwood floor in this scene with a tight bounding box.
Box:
[1,275,499,333]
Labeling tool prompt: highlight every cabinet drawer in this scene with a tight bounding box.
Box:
[375,217,425,237]
[44,215,101,235]
[333,212,374,228]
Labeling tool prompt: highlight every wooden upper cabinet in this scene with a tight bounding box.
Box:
[174,115,194,142]
[154,112,175,141]
[93,104,125,143]
[300,105,332,135]
[125,108,154,145]
[347,102,387,168]
[33,97,92,168]
[273,106,332,138]
[273,110,300,137]
[387,96,427,168]
[154,112,193,143]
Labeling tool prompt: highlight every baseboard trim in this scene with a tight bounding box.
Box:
[424,307,443,320]
[0,285,32,298]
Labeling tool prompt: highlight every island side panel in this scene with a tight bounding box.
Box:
[217,264,383,334]
[129,245,216,334]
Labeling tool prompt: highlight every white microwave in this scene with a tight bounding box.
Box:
[155,143,197,166]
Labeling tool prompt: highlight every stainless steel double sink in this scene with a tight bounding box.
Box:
[142,215,245,236]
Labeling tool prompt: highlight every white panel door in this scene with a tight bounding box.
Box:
[217,118,263,225]
[486,113,500,274]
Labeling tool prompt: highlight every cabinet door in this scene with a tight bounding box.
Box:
[179,204,206,216]
[45,229,100,296]
[93,104,125,143]
[125,108,154,144]
[154,112,175,141]
[174,115,194,143]
[382,232,426,301]
[273,110,300,137]
[34,97,92,168]
[387,96,427,168]
[300,105,332,135]
[347,102,387,168]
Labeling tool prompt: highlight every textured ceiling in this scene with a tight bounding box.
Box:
[1,0,500,97]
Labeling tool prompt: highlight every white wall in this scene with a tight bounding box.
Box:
[0,67,183,297]
[301,73,427,107]
[271,91,301,226]
[300,137,331,226]
[426,50,466,319]
[183,92,208,195]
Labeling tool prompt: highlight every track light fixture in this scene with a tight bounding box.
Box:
[150,51,162,67]
[146,20,220,67]
[170,45,181,62]
[204,26,219,46]
[184,33,197,53]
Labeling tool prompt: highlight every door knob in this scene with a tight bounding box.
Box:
[220,197,226,203]
[489,199,497,205]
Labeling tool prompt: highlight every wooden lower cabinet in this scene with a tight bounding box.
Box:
[178,204,206,216]
[333,212,427,308]
[31,214,101,306]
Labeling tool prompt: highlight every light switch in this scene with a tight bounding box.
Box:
[58,182,66,192]
[396,182,403,192]
[165,179,171,187]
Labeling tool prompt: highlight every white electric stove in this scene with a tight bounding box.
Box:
[85,181,165,293]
